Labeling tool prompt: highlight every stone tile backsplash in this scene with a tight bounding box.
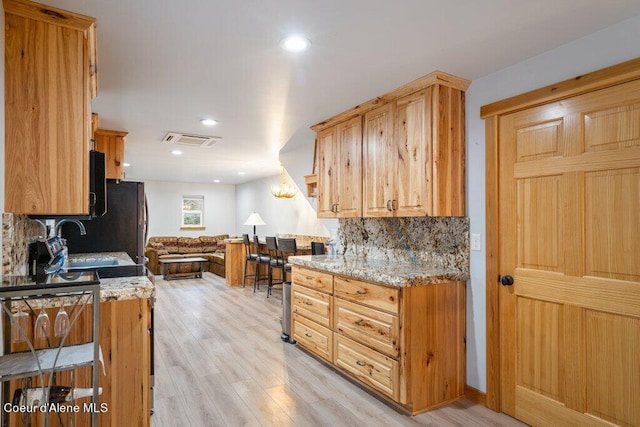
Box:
[2,213,47,276]
[338,217,469,272]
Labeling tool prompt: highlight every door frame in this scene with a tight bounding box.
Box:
[481,57,640,412]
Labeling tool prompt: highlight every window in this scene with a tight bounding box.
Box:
[182,195,204,228]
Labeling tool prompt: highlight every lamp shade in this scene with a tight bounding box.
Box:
[244,212,266,235]
[244,212,266,226]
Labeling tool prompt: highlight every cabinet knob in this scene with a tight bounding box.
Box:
[386,200,392,211]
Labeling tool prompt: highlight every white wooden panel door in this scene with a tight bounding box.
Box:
[498,79,640,426]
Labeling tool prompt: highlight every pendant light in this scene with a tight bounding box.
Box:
[271,167,297,199]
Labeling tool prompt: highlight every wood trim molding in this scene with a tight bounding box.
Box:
[480,56,640,118]
[484,115,501,411]
[94,129,129,138]
[180,226,205,231]
[311,71,471,132]
[4,0,96,32]
[465,385,487,407]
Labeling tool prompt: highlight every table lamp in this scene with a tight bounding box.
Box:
[244,212,266,235]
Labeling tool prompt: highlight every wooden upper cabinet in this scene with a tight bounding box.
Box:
[317,125,338,217]
[394,89,431,216]
[95,129,128,180]
[317,116,362,218]
[363,103,394,216]
[313,71,469,218]
[4,0,97,215]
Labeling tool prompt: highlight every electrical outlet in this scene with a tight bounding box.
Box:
[471,233,481,251]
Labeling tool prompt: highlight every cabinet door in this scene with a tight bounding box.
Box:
[317,125,339,217]
[292,267,334,294]
[334,276,399,314]
[395,90,431,216]
[336,116,362,217]
[293,313,333,362]
[291,284,332,328]
[4,2,95,215]
[363,103,395,217]
[95,129,128,180]
[334,334,400,401]
[334,297,400,358]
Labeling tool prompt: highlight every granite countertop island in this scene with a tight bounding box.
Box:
[288,255,469,287]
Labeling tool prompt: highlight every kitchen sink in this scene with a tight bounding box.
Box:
[68,259,119,268]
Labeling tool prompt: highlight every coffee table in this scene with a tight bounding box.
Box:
[158,257,208,280]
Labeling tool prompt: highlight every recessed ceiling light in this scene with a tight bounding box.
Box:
[123,163,131,167]
[280,35,310,52]
[171,149,183,155]
[238,171,246,175]
[200,118,217,126]
[213,179,220,183]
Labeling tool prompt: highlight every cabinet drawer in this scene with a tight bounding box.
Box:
[334,298,400,358]
[334,334,399,401]
[292,267,334,294]
[292,313,332,362]
[334,277,399,314]
[292,284,332,328]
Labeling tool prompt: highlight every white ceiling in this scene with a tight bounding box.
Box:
[44,0,640,185]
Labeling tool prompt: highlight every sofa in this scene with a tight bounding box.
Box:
[144,235,229,277]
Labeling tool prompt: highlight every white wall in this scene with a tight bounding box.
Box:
[464,15,640,391]
[235,171,329,238]
[280,142,339,238]
[144,180,236,238]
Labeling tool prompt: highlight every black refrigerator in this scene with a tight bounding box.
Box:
[63,179,147,267]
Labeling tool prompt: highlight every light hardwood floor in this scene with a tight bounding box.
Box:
[152,273,526,427]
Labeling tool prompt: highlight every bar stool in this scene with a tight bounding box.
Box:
[266,236,283,298]
[242,234,258,287]
[276,238,297,293]
[253,235,271,292]
[311,241,325,255]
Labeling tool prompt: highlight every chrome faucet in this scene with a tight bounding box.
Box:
[54,219,87,236]
[32,219,49,239]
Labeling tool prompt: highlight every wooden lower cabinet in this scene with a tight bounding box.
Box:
[334,333,400,401]
[292,265,465,415]
[291,285,332,328]
[334,297,400,358]
[101,298,150,427]
[291,313,332,362]
[291,267,334,293]
[7,297,151,427]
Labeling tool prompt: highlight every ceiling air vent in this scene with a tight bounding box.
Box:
[162,132,221,147]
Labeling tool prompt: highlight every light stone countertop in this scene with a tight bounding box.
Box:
[9,275,154,312]
[8,252,155,311]
[288,255,469,288]
[98,275,155,302]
